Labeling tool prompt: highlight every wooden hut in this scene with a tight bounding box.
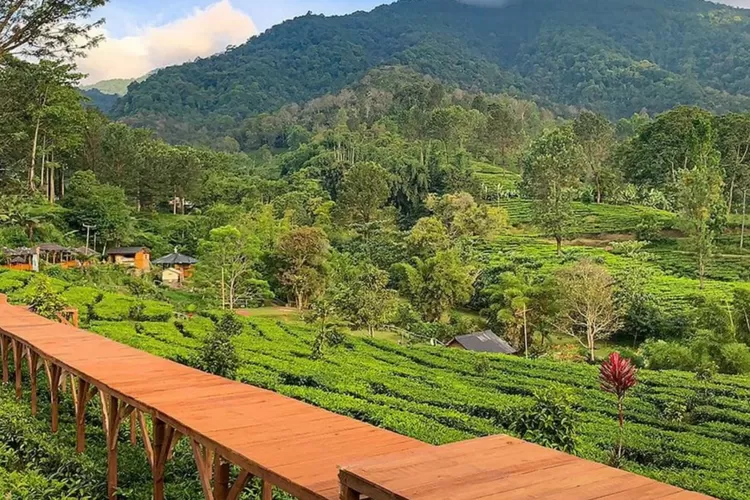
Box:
[105,247,151,272]
[1,248,35,271]
[152,250,198,284]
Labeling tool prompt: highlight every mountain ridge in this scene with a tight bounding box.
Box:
[112,0,750,145]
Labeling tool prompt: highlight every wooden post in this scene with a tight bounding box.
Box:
[153,418,166,500]
[47,363,62,432]
[191,439,216,500]
[214,455,230,500]
[0,335,9,384]
[26,350,39,415]
[73,378,93,453]
[129,412,137,446]
[104,394,120,500]
[261,480,273,500]
[340,485,360,500]
[12,340,22,400]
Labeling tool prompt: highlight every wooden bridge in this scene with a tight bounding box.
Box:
[0,294,712,499]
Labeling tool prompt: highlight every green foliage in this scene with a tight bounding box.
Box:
[396,250,475,322]
[196,313,241,378]
[27,276,68,319]
[522,126,584,252]
[510,386,578,454]
[63,171,133,247]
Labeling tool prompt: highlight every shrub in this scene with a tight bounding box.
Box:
[26,276,68,319]
[510,386,577,454]
[135,300,174,322]
[718,343,750,375]
[642,340,696,371]
[195,312,240,378]
[635,214,663,241]
[92,294,135,321]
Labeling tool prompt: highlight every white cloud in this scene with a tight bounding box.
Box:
[715,0,750,7]
[77,0,257,84]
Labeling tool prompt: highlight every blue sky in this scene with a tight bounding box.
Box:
[94,0,388,37]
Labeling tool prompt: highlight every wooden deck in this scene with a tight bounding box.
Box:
[0,295,715,499]
[339,435,712,500]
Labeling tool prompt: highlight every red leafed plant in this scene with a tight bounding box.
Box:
[599,352,637,464]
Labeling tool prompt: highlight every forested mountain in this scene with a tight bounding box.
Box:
[113,0,750,145]
[81,77,137,96]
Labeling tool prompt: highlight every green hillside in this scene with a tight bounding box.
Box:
[113,0,750,144]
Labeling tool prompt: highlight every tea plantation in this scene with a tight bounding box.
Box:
[83,312,750,499]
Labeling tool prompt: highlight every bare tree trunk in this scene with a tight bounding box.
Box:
[39,136,46,193]
[29,116,41,191]
[728,176,736,215]
[229,276,235,310]
[221,267,226,310]
[523,306,529,359]
[49,152,55,204]
[60,167,64,199]
[556,235,562,255]
[29,90,48,191]
[742,190,747,250]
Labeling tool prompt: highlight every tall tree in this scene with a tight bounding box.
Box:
[63,170,132,247]
[522,126,583,254]
[677,156,725,289]
[573,111,616,203]
[196,225,266,310]
[553,260,622,363]
[276,226,329,310]
[397,250,476,322]
[337,161,389,225]
[622,106,715,193]
[0,0,105,60]
[714,113,750,216]
[336,262,396,337]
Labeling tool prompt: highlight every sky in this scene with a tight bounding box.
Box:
[76,0,750,84]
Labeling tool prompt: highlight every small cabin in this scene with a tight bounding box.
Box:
[447,330,517,354]
[2,248,35,271]
[152,250,198,285]
[37,243,79,269]
[105,247,151,271]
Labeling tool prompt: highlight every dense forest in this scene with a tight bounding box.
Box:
[113,0,750,146]
[3,0,750,498]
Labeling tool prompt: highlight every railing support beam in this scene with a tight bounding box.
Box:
[26,349,39,415]
[11,340,22,400]
[0,335,9,383]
